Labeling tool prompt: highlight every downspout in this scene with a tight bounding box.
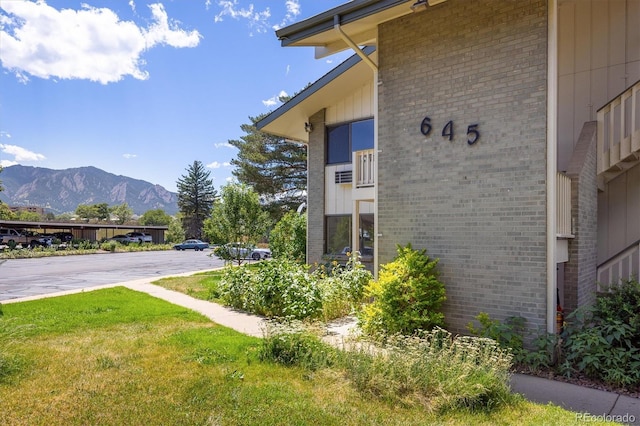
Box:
[333,15,378,72]
[334,15,379,276]
[546,0,558,334]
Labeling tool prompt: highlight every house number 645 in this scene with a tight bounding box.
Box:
[420,116,480,145]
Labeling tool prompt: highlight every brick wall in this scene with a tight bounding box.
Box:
[307,109,327,266]
[565,121,598,311]
[377,0,549,335]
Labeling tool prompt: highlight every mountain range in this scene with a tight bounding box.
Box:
[0,165,178,215]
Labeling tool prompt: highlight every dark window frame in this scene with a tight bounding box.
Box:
[325,118,374,165]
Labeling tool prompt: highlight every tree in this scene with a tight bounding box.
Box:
[165,215,185,244]
[95,203,110,221]
[177,161,217,239]
[0,203,15,220]
[269,211,306,263]
[75,204,98,222]
[229,113,307,222]
[204,183,270,265]
[111,203,133,225]
[139,209,172,226]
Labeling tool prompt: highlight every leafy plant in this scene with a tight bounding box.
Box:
[467,312,526,362]
[358,244,446,337]
[219,259,321,320]
[259,321,337,370]
[269,211,306,263]
[314,253,372,321]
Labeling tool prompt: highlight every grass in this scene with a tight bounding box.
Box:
[0,287,616,425]
[154,269,226,301]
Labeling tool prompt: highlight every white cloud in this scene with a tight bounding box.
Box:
[123,153,137,159]
[0,1,201,84]
[214,0,271,35]
[262,90,288,107]
[214,142,234,149]
[273,0,301,31]
[0,144,46,163]
[207,161,222,169]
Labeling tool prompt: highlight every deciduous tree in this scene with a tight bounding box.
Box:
[204,183,270,264]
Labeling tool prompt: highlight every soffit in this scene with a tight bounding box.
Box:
[276,0,413,58]
[257,50,376,143]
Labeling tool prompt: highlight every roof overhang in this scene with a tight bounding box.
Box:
[276,0,414,58]
[256,47,376,143]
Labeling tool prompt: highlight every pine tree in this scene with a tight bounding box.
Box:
[229,114,306,221]
[176,161,217,239]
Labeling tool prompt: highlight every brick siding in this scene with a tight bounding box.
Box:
[377,0,549,335]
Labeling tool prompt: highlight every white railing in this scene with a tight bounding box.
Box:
[556,172,572,237]
[597,79,640,176]
[355,149,375,188]
[597,241,640,291]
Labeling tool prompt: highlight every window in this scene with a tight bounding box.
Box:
[326,118,374,165]
[325,213,374,256]
[326,215,351,254]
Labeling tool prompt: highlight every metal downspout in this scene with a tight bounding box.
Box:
[333,15,378,72]
[547,0,558,334]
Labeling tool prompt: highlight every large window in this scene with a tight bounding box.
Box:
[325,213,374,256]
[326,118,374,165]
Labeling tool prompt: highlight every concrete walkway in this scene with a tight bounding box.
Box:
[3,277,639,424]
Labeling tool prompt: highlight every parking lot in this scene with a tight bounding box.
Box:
[0,250,226,302]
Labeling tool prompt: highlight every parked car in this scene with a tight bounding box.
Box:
[126,232,152,243]
[54,232,73,243]
[108,234,137,244]
[173,239,209,251]
[250,247,272,260]
[221,243,271,260]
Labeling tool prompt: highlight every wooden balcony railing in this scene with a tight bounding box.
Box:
[355,149,375,188]
[597,79,640,179]
[556,172,573,238]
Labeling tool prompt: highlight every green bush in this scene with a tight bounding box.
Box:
[269,211,306,263]
[358,244,446,337]
[314,254,373,321]
[559,280,640,387]
[220,260,321,320]
[467,312,526,362]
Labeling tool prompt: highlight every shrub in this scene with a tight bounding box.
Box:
[313,253,373,321]
[219,260,321,320]
[467,312,526,363]
[559,281,640,388]
[269,211,306,263]
[358,244,446,337]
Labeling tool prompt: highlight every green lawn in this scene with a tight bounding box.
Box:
[0,288,616,425]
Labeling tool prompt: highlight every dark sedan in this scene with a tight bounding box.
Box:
[173,239,209,251]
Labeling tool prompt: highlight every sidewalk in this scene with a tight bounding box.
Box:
[3,278,639,424]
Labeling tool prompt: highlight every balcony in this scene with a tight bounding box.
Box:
[597,79,640,182]
[556,172,573,238]
[355,149,375,188]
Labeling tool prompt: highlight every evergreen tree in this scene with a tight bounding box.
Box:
[176,160,217,239]
[229,113,306,221]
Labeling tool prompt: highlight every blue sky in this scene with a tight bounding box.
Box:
[0,0,349,192]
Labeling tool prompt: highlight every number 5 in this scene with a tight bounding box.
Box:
[467,124,480,145]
